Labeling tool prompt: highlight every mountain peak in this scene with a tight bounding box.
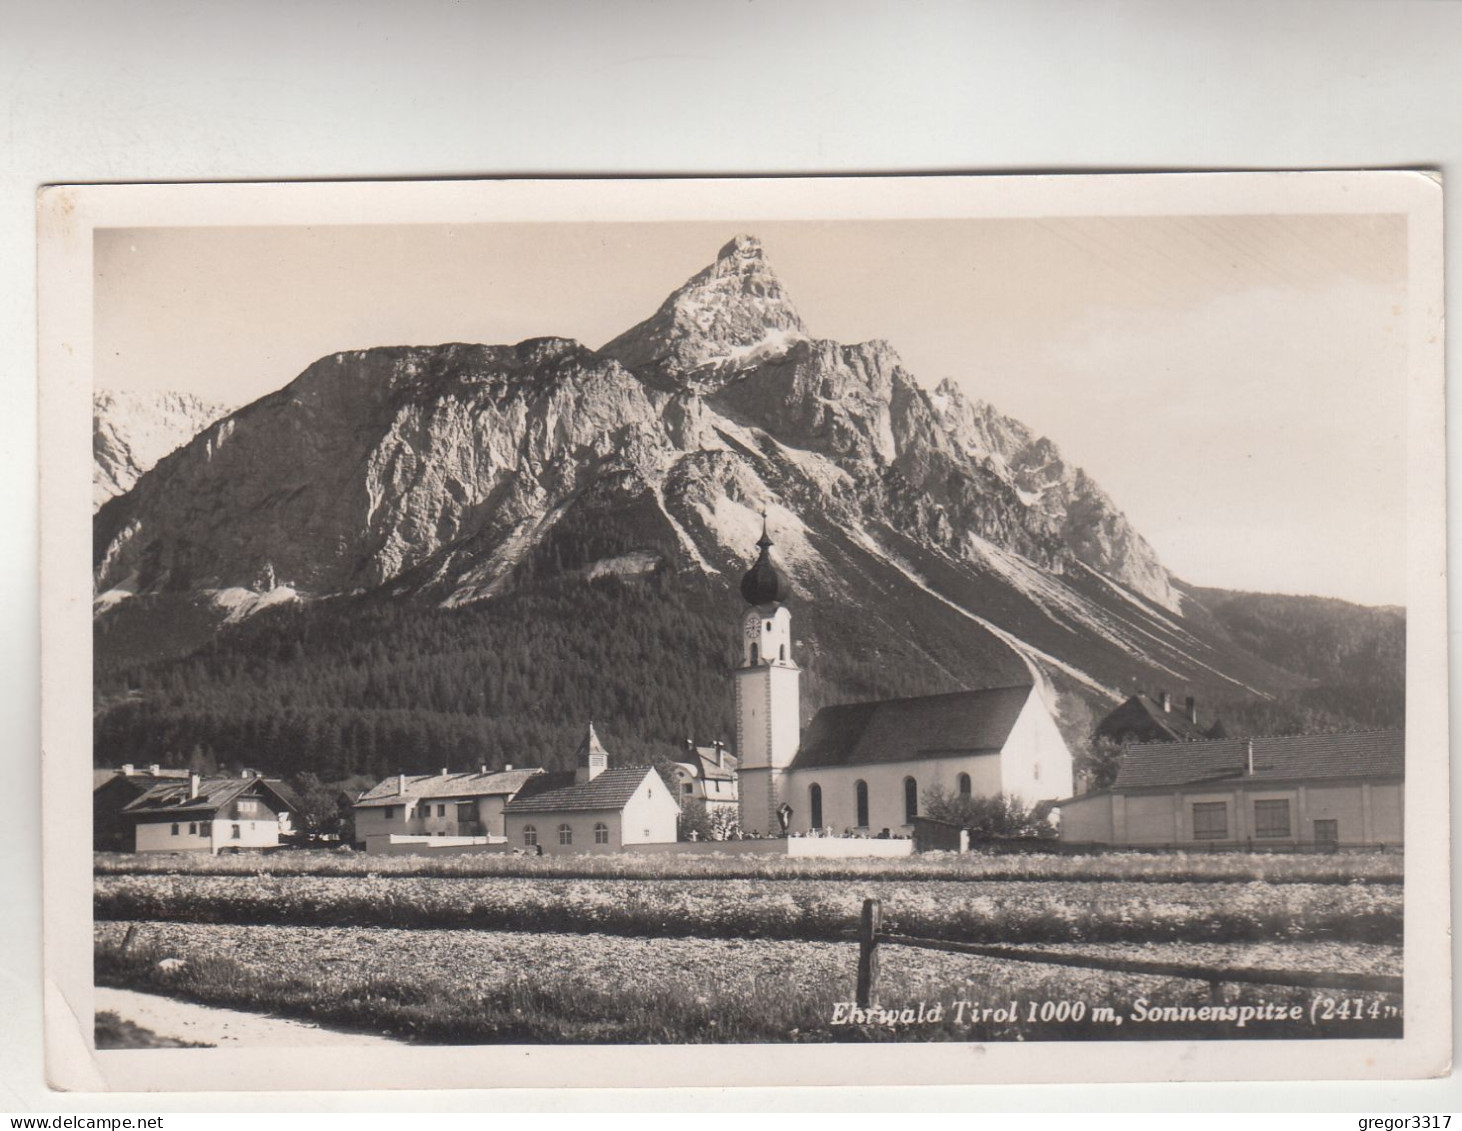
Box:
[600,235,806,388]
[716,233,765,265]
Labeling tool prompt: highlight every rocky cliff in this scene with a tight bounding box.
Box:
[93,389,233,510]
[95,235,1295,715]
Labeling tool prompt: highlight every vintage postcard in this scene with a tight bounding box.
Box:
[38,173,1447,1091]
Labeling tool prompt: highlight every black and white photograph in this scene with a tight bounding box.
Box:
[39,173,1447,1089]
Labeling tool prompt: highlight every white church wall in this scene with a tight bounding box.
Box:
[785,752,1002,836]
[620,772,680,844]
[999,690,1076,804]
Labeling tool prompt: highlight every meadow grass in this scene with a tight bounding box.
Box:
[92,848,1403,886]
[94,922,1402,1044]
[94,872,1402,944]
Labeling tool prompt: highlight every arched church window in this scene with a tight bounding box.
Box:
[855,780,869,828]
[593,822,609,844]
[522,825,537,846]
[750,643,759,664]
[779,644,786,661]
[957,773,971,797]
[904,776,918,823]
[809,783,823,829]
[558,824,573,846]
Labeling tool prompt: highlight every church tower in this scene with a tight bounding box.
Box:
[574,721,609,784]
[733,515,801,835]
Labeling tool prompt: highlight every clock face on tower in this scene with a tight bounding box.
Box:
[743,614,760,640]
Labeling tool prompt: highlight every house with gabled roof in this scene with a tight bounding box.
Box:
[94,763,193,851]
[502,723,679,853]
[1055,730,1403,848]
[123,771,298,854]
[669,739,739,815]
[1094,690,1226,746]
[353,765,543,852]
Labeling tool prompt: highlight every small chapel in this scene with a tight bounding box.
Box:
[732,521,1074,836]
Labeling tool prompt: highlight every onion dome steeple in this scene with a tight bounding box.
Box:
[739,512,791,606]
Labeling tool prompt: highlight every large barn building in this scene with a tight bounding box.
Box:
[1055,730,1404,848]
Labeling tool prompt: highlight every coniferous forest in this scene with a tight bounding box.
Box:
[1194,587,1405,736]
[94,507,1405,787]
[94,564,970,782]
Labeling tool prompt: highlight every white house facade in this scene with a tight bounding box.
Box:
[353,766,541,851]
[668,740,739,814]
[501,724,680,854]
[124,773,297,854]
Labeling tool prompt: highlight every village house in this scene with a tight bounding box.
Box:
[353,766,542,853]
[122,771,298,854]
[1094,690,1226,746]
[501,723,680,853]
[732,520,1074,838]
[93,763,192,851]
[1054,730,1404,849]
[668,739,739,815]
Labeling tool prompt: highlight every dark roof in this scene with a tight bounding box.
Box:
[503,767,659,814]
[1098,694,1212,742]
[1112,730,1404,791]
[788,684,1033,771]
[122,775,295,818]
[94,768,191,793]
[355,768,543,808]
[676,744,739,782]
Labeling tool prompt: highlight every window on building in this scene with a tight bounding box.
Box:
[750,643,759,664]
[384,806,395,820]
[188,822,197,835]
[437,804,446,818]
[523,825,537,846]
[170,823,179,836]
[594,823,609,844]
[779,644,786,661]
[237,799,258,816]
[855,780,869,828]
[957,773,971,796]
[809,783,823,829]
[682,783,694,795]
[904,777,918,823]
[559,824,573,846]
[231,824,241,839]
[1191,802,1228,840]
[1253,799,1291,838]
[1313,818,1339,846]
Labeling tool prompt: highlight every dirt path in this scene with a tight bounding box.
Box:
[95,986,408,1047]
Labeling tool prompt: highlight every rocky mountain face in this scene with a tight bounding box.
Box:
[94,235,1304,729]
[93,389,233,511]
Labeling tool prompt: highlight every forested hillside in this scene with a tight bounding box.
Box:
[1188,586,1405,735]
[94,563,977,781]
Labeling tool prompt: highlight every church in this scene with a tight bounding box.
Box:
[733,522,1074,836]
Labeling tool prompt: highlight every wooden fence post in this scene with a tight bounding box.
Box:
[856,897,882,1009]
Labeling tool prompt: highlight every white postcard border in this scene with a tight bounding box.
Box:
[39,172,1449,1091]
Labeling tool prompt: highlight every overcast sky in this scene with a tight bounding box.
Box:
[94,215,1407,607]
